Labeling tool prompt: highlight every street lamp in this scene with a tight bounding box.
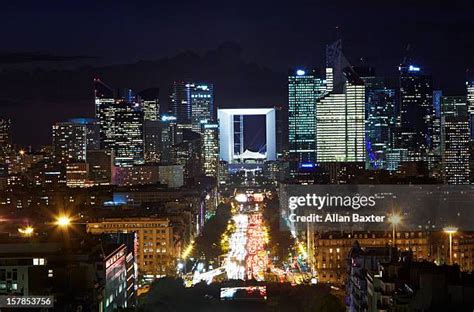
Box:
[388,213,402,245]
[443,226,458,265]
[54,215,72,228]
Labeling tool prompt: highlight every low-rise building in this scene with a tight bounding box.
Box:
[0,236,134,311]
[315,231,430,284]
[87,218,179,277]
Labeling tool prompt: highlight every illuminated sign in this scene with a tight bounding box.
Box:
[204,124,219,129]
[161,115,177,122]
[408,65,420,72]
[296,69,306,76]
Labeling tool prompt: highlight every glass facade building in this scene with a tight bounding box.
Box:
[201,123,220,178]
[441,96,470,184]
[288,69,326,171]
[397,65,435,160]
[171,82,214,131]
[98,101,144,167]
[316,80,366,162]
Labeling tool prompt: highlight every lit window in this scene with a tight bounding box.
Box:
[33,258,45,266]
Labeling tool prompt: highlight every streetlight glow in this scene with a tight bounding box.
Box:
[18,226,34,236]
[444,226,458,265]
[55,215,72,228]
[388,213,402,245]
[388,214,402,225]
[443,226,458,234]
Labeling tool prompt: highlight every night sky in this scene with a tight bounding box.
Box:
[1,0,474,146]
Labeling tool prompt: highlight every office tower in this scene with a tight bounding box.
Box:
[171,81,192,126]
[467,72,474,140]
[143,120,161,163]
[159,115,180,164]
[68,118,100,151]
[201,123,219,178]
[117,88,137,103]
[433,90,443,118]
[354,67,397,169]
[441,118,470,184]
[0,118,12,160]
[172,130,202,184]
[442,96,468,118]
[93,78,115,118]
[441,96,470,184]
[397,65,434,161]
[190,83,214,133]
[288,68,326,172]
[52,121,87,163]
[386,148,409,171]
[171,82,214,131]
[467,70,474,183]
[139,88,160,121]
[365,87,397,169]
[316,70,366,162]
[98,101,144,167]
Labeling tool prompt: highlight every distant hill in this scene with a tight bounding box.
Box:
[0,42,286,146]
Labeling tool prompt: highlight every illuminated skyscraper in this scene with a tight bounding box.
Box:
[98,101,144,167]
[52,121,87,163]
[191,83,214,133]
[171,81,191,126]
[440,96,470,184]
[201,123,219,178]
[143,120,161,163]
[397,65,434,160]
[172,130,202,184]
[171,82,214,131]
[467,73,474,140]
[159,115,180,164]
[67,118,100,151]
[466,71,474,183]
[93,78,115,118]
[288,68,326,172]
[138,88,160,121]
[0,118,12,159]
[442,96,468,118]
[365,87,397,168]
[316,71,366,162]
[354,67,397,169]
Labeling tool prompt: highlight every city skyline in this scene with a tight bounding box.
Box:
[1,2,474,311]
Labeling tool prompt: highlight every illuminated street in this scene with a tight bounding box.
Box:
[224,192,269,281]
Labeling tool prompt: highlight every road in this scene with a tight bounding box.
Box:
[224,193,268,281]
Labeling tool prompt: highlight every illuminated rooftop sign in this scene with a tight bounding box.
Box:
[296,69,306,76]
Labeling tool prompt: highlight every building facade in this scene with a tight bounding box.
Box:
[87,218,178,277]
[98,101,145,167]
[397,65,435,161]
[201,123,219,178]
[288,69,326,172]
[52,121,87,163]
